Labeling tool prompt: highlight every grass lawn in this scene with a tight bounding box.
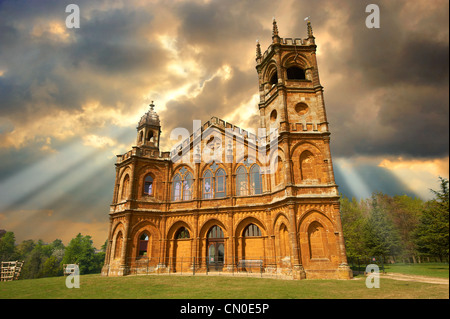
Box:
[384,263,449,279]
[0,272,448,299]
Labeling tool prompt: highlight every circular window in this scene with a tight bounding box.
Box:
[295,102,309,115]
[270,109,277,122]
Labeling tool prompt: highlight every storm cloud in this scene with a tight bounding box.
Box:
[0,0,448,246]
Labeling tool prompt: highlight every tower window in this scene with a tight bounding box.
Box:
[269,72,278,86]
[270,109,277,122]
[144,175,153,195]
[146,131,154,142]
[287,66,305,80]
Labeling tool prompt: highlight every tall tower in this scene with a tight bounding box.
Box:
[256,19,336,190]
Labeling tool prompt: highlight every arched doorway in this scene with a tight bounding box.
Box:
[207,225,224,271]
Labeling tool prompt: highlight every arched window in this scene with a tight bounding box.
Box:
[243,223,262,237]
[269,71,278,86]
[215,168,226,198]
[176,227,190,239]
[114,231,123,259]
[138,233,149,256]
[183,172,194,200]
[144,175,153,196]
[146,130,154,142]
[286,66,305,80]
[172,169,194,201]
[172,174,181,201]
[236,166,248,196]
[208,225,224,239]
[203,170,213,199]
[121,174,130,201]
[250,164,262,195]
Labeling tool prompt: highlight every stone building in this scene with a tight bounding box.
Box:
[102,20,352,280]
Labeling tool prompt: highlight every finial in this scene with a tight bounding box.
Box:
[307,20,313,38]
[272,18,279,37]
[256,40,261,59]
[149,100,155,111]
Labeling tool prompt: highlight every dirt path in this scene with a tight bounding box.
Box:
[382,272,449,285]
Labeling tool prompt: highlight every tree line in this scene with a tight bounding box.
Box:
[0,233,106,279]
[340,177,449,262]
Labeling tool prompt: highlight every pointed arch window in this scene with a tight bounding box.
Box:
[215,168,226,198]
[183,172,194,200]
[172,174,182,201]
[114,231,123,259]
[121,174,130,201]
[250,164,262,195]
[208,225,224,239]
[172,169,194,201]
[203,170,213,199]
[138,233,149,256]
[176,227,190,239]
[243,224,262,237]
[144,175,153,196]
[236,166,248,196]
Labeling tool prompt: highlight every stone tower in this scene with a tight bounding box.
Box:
[256,19,336,191]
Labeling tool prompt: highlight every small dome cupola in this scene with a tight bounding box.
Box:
[139,101,160,127]
[137,101,161,149]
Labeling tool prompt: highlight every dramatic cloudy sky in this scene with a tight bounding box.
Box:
[0,0,448,247]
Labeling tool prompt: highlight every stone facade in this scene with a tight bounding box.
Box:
[102,20,352,280]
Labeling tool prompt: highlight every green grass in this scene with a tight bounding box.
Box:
[0,272,448,299]
[384,263,449,279]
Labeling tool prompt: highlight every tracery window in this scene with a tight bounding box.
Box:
[250,165,262,195]
[203,170,213,199]
[202,165,227,199]
[183,172,194,200]
[236,164,262,196]
[172,174,182,201]
[236,166,248,196]
[215,168,226,198]
[172,168,194,201]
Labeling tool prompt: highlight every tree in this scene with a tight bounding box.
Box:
[0,232,17,262]
[389,195,423,260]
[62,233,97,274]
[363,193,401,259]
[415,177,449,260]
[340,196,366,258]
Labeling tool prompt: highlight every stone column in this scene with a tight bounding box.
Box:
[118,212,131,276]
[287,203,306,279]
